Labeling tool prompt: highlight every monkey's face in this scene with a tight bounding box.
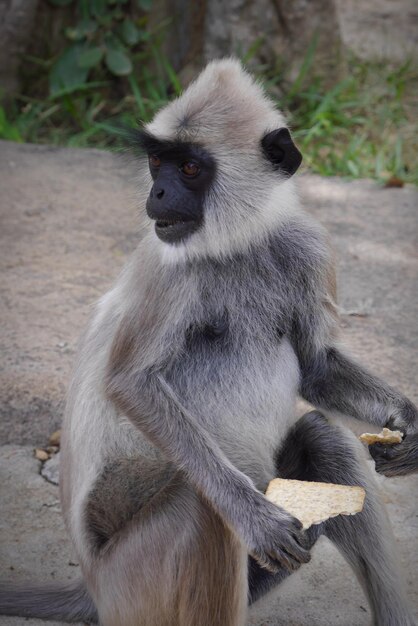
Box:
[132,59,304,259]
[138,127,301,250]
[141,132,216,244]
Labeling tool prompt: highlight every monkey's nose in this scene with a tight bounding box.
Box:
[156,188,165,199]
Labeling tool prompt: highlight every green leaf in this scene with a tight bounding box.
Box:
[120,19,141,46]
[346,159,359,177]
[65,19,97,41]
[137,0,152,11]
[78,47,104,68]
[160,55,182,94]
[49,45,89,96]
[0,107,22,142]
[128,74,146,118]
[65,27,82,41]
[112,8,125,20]
[105,49,132,76]
[103,31,121,49]
[91,0,107,17]
[49,80,110,100]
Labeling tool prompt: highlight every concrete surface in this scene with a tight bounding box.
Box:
[0,142,138,445]
[0,141,417,624]
[336,0,418,61]
[0,446,81,626]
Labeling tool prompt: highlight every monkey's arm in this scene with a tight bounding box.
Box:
[298,343,418,476]
[106,321,310,573]
[289,251,418,436]
[297,343,418,434]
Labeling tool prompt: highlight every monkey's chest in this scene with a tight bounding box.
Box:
[164,319,300,485]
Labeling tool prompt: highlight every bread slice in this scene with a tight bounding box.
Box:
[265,478,366,530]
[359,427,403,445]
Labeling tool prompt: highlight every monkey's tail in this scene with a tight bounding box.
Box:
[0,578,98,623]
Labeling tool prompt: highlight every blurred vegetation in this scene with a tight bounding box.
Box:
[271,55,418,185]
[0,0,180,145]
[1,0,417,185]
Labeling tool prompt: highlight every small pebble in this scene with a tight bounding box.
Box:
[35,448,49,462]
[41,452,60,485]
[48,429,61,447]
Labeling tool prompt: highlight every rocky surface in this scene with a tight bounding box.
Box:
[0,446,81,626]
[41,452,60,485]
[0,142,139,445]
[0,141,417,625]
[336,0,418,62]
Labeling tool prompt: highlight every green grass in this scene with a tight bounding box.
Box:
[281,59,418,185]
[0,50,177,149]
[1,55,417,185]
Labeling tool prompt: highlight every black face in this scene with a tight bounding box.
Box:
[135,130,216,244]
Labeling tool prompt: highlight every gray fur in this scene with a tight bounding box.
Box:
[369,432,418,476]
[296,342,418,433]
[0,579,97,622]
[251,411,416,625]
[1,59,417,625]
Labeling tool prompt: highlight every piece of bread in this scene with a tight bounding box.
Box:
[265,478,366,530]
[359,427,403,446]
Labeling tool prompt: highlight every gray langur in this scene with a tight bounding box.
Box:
[0,59,417,626]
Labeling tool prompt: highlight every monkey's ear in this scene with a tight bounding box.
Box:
[261,128,302,177]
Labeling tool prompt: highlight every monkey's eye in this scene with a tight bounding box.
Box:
[180,161,200,177]
[149,154,161,169]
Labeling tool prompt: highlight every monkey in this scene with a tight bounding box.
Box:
[0,59,417,626]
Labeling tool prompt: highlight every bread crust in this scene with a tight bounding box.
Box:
[265,478,366,530]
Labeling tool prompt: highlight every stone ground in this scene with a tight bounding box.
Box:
[0,141,417,625]
[336,0,418,62]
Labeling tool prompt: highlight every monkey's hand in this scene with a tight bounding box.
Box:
[385,398,418,436]
[233,491,311,573]
[369,433,418,477]
[368,399,418,477]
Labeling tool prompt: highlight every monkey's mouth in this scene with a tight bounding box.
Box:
[154,216,201,243]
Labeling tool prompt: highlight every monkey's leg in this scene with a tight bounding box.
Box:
[265,410,415,626]
[87,472,248,626]
[250,412,416,625]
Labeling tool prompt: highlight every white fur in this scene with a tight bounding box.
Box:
[139,58,299,264]
[154,178,301,265]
